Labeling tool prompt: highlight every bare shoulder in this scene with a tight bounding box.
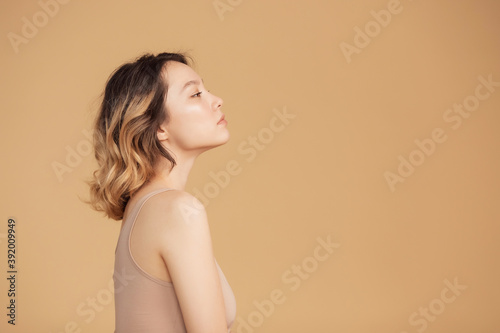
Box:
[144,189,226,332]
[141,189,208,228]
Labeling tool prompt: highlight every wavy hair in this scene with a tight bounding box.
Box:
[86,52,190,220]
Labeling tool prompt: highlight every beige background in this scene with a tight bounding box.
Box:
[1,0,499,332]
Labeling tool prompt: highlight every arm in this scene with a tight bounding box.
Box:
[149,190,228,333]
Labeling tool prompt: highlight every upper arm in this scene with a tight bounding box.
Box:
[147,190,228,333]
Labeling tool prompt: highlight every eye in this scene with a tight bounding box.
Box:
[192,91,202,97]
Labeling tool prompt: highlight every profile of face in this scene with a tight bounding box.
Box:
[158,61,229,159]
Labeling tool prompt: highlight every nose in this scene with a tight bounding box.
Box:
[213,93,223,110]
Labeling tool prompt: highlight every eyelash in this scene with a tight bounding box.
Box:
[192,90,210,98]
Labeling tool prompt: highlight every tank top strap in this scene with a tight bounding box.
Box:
[128,188,176,221]
[115,188,175,254]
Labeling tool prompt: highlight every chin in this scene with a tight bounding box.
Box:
[213,135,230,148]
[197,134,230,153]
[216,129,230,145]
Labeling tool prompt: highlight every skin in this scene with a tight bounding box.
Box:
[121,61,232,333]
[154,60,230,190]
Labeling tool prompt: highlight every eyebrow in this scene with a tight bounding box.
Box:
[181,78,204,92]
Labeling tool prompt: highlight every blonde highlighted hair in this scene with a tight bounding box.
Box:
[86,52,190,220]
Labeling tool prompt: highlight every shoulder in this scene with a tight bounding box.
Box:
[144,192,226,332]
[141,189,207,228]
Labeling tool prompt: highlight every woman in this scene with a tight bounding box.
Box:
[87,52,236,333]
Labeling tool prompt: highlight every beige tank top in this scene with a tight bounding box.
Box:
[113,188,236,332]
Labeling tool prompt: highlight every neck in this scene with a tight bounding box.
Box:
[151,152,199,191]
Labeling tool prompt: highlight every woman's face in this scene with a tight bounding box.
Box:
[160,61,229,156]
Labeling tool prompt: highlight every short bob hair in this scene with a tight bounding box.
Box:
[87,52,190,221]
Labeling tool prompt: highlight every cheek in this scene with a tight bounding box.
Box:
[167,107,215,148]
[176,106,210,132]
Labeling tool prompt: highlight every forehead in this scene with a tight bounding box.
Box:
[163,61,199,90]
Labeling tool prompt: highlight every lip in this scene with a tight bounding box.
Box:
[217,114,226,124]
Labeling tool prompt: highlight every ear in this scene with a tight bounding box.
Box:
[157,122,169,142]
